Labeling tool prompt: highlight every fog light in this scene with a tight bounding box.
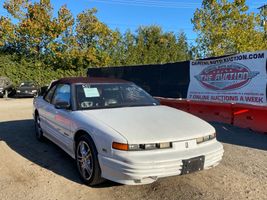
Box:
[128,144,140,150]
[141,143,157,150]
[196,133,216,144]
[157,142,171,149]
[145,143,157,149]
[203,135,210,141]
[196,137,204,144]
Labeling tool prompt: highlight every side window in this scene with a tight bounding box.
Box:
[44,85,56,103]
[52,84,71,105]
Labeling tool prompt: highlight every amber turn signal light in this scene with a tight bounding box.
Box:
[112,142,129,151]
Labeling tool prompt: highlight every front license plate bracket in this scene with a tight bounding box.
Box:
[181,156,205,175]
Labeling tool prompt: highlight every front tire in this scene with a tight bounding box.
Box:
[35,114,45,141]
[76,135,104,186]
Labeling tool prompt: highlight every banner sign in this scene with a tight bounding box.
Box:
[187,51,267,105]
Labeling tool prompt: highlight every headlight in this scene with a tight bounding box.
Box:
[196,133,216,144]
[32,90,37,93]
[112,142,172,151]
[17,90,21,93]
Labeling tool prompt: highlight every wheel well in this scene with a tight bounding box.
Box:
[74,130,94,145]
[74,130,96,154]
[74,130,86,144]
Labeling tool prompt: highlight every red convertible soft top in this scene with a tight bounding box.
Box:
[50,77,130,88]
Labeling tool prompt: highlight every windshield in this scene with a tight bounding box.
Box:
[20,82,35,88]
[75,83,159,110]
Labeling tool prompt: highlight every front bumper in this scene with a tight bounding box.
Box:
[98,140,223,185]
[16,92,36,97]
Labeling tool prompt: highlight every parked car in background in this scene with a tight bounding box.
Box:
[33,77,224,186]
[0,77,15,98]
[16,81,38,97]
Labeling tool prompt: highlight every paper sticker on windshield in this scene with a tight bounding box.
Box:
[83,88,100,98]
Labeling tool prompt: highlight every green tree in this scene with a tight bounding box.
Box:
[1,0,192,71]
[0,16,16,48]
[192,0,266,57]
[2,0,74,57]
[75,8,119,67]
[127,26,191,65]
[176,32,191,61]
[109,29,127,66]
[123,30,138,65]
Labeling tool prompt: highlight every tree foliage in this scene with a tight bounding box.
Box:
[192,0,267,57]
[2,0,74,56]
[1,0,266,68]
[0,0,191,72]
[0,53,85,86]
[75,8,119,67]
[109,27,191,66]
[3,0,266,85]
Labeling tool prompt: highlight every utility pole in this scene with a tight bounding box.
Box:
[258,4,267,37]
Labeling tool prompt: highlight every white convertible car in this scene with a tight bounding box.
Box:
[33,77,224,186]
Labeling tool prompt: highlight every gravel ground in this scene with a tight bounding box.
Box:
[0,98,266,200]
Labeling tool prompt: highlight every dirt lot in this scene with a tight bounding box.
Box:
[0,98,266,200]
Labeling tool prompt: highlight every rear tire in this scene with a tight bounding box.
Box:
[35,113,45,141]
[76,134,104,186]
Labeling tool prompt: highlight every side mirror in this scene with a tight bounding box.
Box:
[55,101,70,109]
[38,86,48,96]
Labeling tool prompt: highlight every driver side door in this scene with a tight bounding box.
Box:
[46,84,73,153]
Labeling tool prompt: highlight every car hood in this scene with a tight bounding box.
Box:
[82,105,215,144]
